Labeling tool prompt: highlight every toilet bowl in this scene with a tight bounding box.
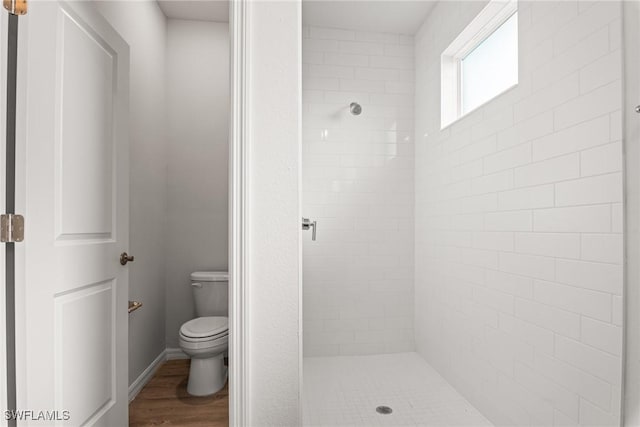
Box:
[179,271,229,396]
[179,316,228,396]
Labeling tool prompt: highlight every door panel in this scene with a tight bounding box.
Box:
[56,7,115,240]
[56,280,115,425]
[16,1,129,426]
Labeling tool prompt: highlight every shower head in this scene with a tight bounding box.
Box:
[350,102,362,116]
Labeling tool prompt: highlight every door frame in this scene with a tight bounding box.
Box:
[623,0,640,424]
[0,10,8,427]
[0,0,273,424]
[229,0,250,425]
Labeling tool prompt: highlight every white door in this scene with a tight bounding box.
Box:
[15,1,129,425]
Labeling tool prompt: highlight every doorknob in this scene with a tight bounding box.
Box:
[120,252,134,265]
[302,217,317,241]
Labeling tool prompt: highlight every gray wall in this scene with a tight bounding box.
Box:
[165,19,230,348]
[95,1,169,385]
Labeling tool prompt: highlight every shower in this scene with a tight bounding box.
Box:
[349,101,362,115]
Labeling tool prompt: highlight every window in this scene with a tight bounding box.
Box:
[441,0,518,128]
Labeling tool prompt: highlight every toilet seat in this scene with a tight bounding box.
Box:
[180,316,228,341]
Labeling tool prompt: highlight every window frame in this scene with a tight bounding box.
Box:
[441,0,518,129]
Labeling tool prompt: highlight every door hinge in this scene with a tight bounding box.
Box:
[3,0,26,15]
[0,214,24,243]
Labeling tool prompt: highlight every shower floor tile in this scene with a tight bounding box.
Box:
[303,352,493,427]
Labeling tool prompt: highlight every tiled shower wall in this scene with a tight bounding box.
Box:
[302,26,415,356]
[415,1,623,426]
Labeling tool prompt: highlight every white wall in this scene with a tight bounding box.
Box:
[302,26,415,357]
[623,0,640,424]
[248,2,301,425]
[414,1,624,425]
[164,19,230,348]
[95,1,169,386]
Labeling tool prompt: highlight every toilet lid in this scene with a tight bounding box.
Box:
[180,316,228,339]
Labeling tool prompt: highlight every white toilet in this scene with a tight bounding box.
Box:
[179,271,229,396]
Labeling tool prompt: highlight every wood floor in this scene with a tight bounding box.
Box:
[129,359,229,427]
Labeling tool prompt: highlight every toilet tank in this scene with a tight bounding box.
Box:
[190,271,229,317]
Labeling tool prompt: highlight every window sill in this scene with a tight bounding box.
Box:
[440,82,518,132]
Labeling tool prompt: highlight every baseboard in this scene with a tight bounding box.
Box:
[128,349,167,402]
[166,347,189,360]
[128,347,190,402]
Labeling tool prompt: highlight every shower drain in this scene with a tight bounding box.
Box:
[376,406,393,415]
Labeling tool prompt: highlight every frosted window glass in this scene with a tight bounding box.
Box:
[461,12,518,114]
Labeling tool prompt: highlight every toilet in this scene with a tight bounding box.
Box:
[179,271,229,396]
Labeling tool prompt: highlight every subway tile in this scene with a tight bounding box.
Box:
[496,372,554,425]
[356,31,399,44]
[609,18,622,51]
[611,203,622,233]
[307,64,355,79]
[581,233,623,264]
[610,110,622,141]
[534,352,612,412]
[515,232,580,259]
[499,252,555,281]
[554,335,620,385]
[554,80,622,130]
[339,40,384,55]
[324,53,369,67]
[531,115,609,162]
[554,408,578,426]
[354,67,400,81]
[473,231,515,252]
[410,3,624,424]
[452,137,495,167]
[474,286,515,315]
[515,298,581,339]
[485,211,532,232]
[499,312,554,355]
[385,81,414,94]
[581,317,622,357]
[383,43,413,57]
[553,0,620,55]
[580,50,622,94]
[555,259,623,294]
[471,107,514,142]
[580,142,622,177]
[485,269,534,298]
[303,38,340,53]
[532,27,609,92]
[483,143,532,174]
[612,295,623,326]
[369,55,413,70]
[310,26,356,40]
[534,279,611,322]
[497,111,554,150]
[302,50,324,64]
[533,205,611,233]
[302,76,340,91]
[555,173,622,207]
[303,26,415,357]
[471,170,514,195]
[497,184,555,211]
[514,154,580,187]
[579,398,618,426]
[339,79,385,93]
[514,73,580,123]
[514,362,580,421]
